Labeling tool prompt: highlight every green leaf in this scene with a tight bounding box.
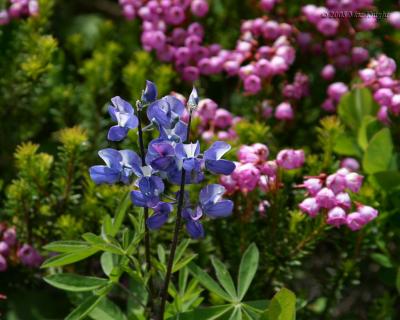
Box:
[44,273,108,292]
[371,253,393,268]
[373,171,400,191]
[173,253,198,273]
[363,128,393,174]
[83,233,125,255]
[396,268,400,294]
[333,133,362,157]
[188,263,232,302]
[237,244,259,300]
[171,305,233,320]
[66,295,104,320]
[228,307,242,320]
[265,288,296,320]
[89,297,127,320]
[338,88,378,131]
[43,241,90,253]
[211,257,237,300]
[41,247,99,268]
[357,116,383,150]
[111,191,131,236]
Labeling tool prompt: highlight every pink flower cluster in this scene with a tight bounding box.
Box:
[0,0,39,25]
[220,144,304,195]
[298,162,378,231]
[118,1,296,92]
[359,54,399,123]
[322,81,349,112]
[0,224,42,271]
[194,98,240,141]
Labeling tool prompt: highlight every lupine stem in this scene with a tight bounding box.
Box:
[159,112,192,320]
[136,104,154,309]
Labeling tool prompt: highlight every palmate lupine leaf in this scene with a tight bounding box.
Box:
[237,243,259,300]
[211,257,237,300]
[41,246,99,268]
[44,273,108,292]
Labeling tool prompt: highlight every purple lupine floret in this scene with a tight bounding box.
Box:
[204,141,236,175]
[145,139,177,173]
[199,184,233,218]
[182,207,205,239]
[147,96,185,129]
[147,202,173,230]
[141,80,158,104]
[130,166,165,208]
[159,120,188,142]
[108,96,139,141]
[89,149,141,185]
[175,141,202,173]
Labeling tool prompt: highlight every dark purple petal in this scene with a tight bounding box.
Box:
[98,149,122,170]
[151,157,176,172]
[204,200,233,218]
[206,159,236,175]
[130,190,147,207]
[89,166,120,184]
[142,80,158,103]
[108,125,128,141]
[204,141,231,160]
[147,211,169,229]
[185,220,204,239]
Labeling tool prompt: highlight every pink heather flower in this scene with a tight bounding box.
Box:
[28,0,39,16]
[217,131,229,140]
[0,255,7,272]
[391,94,400,115]
[351,47,369,64]
[346,212,365,231]
[260,0,276,11]
[373,88,393,106]
[237,145,259,164]
[359,68,376,84]
[258,175,270,192]
[258,200,271,216]
[322,98,336,112]
[201,130,214,141]
[260,160,277,176]
[190,0,209,17]
[374,55,396,77]
[3,228,16,247]
[17,244,42,268]
[187,22,204,38]
[327,207,347,227]
[388,12,400,29]
[377,106,390,125]
[304,178,323,196]
[378,77,396,89]
[224,60,241,76]
[182,66,199,82]
[321,64,335,81]
[165,6,185,25]
[340,158,360,171]
[252,143,269,162]
[357,16,377,31]
[326,173,347,194]
[0,10,10,25]
[197,98,218,122]
[244,74,262,94]
[256,59,273,78]
[220,174,237,195]
[317,18,339,36]
[270,56,288,74]
[275,102,294,121]
[345,172,363,192]
[299,197,320,217]
[302,5,321,24]
[276,149,305,170]
[122,5,136,20]
[232,163,261,193]
[357,205,378,223]
[335,192,351,210]
[214,109,233,129]
[328,82,349,102]
[315,187,336,209]
[0,242,9,257]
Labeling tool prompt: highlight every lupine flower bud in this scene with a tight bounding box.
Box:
[315,187,336,209]
[345,172,363,193]
[299,197,320,217]
[304,178,323,196]
[327,207,347,227]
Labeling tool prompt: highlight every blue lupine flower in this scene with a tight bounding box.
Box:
[199,184,233,218]
[147,96,185,129]
[89,148,141,185]
[145,139,177,173]
[175,141,202,173]
[146,202,173,230]
[159,120,188,142]
[204,141,236,175]
[141,80,158,104]
[108,96,139,141]
[182,207,204,239]
[130,166,165,208]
